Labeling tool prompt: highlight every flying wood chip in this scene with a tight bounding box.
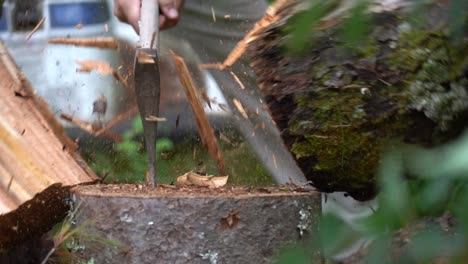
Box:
[170,51,226,174]
[75,60,128,88]
[48,37,119,49]
[25,17,46,42]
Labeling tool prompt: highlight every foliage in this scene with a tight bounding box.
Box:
[277,130,468,263]
[44,205,122,264]
[276,0,468,262]
[286,0,467,53]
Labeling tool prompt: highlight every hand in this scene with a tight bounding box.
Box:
[114,0,184,32]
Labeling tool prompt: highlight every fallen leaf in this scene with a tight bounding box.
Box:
[176,172,229,188]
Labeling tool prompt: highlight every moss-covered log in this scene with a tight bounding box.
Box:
[248,1,468,200]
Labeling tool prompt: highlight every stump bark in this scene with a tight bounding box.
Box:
[71,184,322,264]
[248,1,468,200]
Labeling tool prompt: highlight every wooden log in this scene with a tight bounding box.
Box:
[0,40,97,250]
[71,184,322,263]
[248,1,468,200]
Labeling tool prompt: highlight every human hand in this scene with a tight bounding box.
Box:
[114,0,184,32]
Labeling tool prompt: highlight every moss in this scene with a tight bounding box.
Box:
[387,25,468,131]
[290,82,412,189]
[410,79,468,130]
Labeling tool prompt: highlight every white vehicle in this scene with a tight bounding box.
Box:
[0,0,227,135]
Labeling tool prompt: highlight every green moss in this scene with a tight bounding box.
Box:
[290,83,411,188]
[291,128,381,188]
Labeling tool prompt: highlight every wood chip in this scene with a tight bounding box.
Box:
[229,71,245,90]
[233,99,248,119]
[150,31,157,49]
[170,51,226,174]
[199,63,224,70]
[75,60,128,89]
[60,112,126,142]
[200,86,212,109]
[145,116,167,122]
[48,37,119,49]
[218,103,229,112]
[272,154,278,169]
[211,6,216,22]
[219,133,232,145]
[94,105,138,137]
[200,0,295,70]
[137,51,155,64]
[25,17,46,42]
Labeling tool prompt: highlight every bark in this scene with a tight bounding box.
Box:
[248,1,468,200]
[71,184,322,264]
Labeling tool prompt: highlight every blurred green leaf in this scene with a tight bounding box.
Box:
[276,246,310,264]
[286,0,339,53]
[319,214,362,258]
[403,131,468,180]
[132,116,144,134]
[156,138,174,153]
[415,178,450,215]
[339,0,371,48]
[115,140,140,155]
[364,235,392,264]
[448,0,468,42]
[378,149,409,219]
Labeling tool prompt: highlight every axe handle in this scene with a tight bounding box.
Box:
[140,0,159,49]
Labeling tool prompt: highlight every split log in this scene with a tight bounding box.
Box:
[0,41,97,250]
[71,184,322,264]
[248,1,468,200]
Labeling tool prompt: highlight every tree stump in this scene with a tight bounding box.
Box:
[248,1,468,200]
[71,184,322,264]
